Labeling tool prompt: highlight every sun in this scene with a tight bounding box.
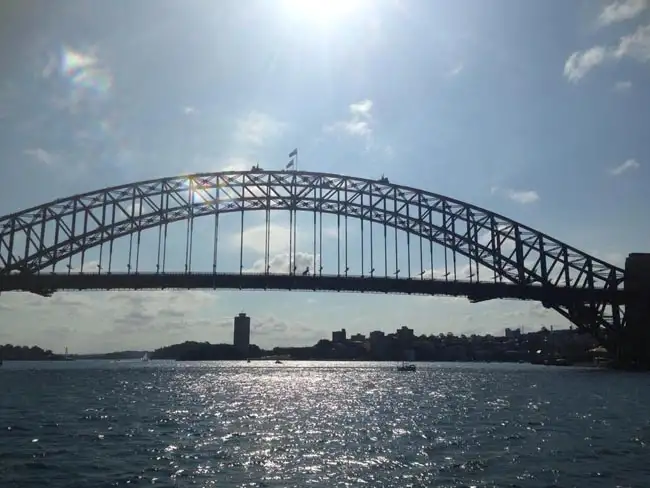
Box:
[281,0,366,25]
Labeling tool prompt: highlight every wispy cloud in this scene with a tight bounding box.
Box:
[614,80,633,91]
[563,46,608,83]
[239,224,293,255]
[349,99,373,118]
[248,251,318,275]
[564,23,650,82]
[491,186,540,204]
[234,111,286,146]
[614,23,650,61]
[610,158,640,175]
[448,63,464,77]
[41,52,58,79]
[0,290,221,353]
[325,99,374,140]
[598,0,648,26]
[219,156,256,172]
[24,148,58,166]
[507,190,540,204]
[236,223,337,256]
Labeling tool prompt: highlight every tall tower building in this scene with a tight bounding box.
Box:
[233,313,251,356]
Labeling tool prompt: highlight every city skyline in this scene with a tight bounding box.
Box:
[0,315,559,356]
[1,0,649,353]
[0,297,575,354]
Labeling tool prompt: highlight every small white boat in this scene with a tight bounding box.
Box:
[141,352,150,362]
[397,360,416,372]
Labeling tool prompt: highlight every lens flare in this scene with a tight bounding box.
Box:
[281,0,367,25]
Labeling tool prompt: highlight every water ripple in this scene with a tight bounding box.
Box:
[1,361,650,487]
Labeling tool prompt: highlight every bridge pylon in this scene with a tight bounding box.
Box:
[620,253,650,368]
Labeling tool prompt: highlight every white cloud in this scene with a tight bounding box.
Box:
[507,190,540,204]
[240,224,293,255]
[564,23,650,82]
[249,315,319,342]
[491,186,540,204]
[236,224,337,256]
[563,46,608,83]
[477,227,516,252]
[349,99,373,118]
[325,99,374,140]
[610,158,640,175]
[0,282,586,353]
[24,148,58,166]
[234,111,286,146]
[614,80,633,91]
[0,290,220,353]
[70,260,101,273]
[598,0,648,26]
[248,251,318,275]
[614,23,650,61]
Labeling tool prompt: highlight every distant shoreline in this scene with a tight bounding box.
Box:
[0,357,610,368]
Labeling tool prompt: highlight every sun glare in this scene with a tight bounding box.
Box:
[281,0,366,25]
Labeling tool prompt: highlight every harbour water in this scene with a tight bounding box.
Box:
[1,361,649,487]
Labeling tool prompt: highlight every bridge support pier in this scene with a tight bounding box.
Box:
[619,253,650,369]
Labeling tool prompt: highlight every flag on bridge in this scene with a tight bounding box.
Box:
[286,148,298,170]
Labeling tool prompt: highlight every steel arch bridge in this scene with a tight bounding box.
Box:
[0,170,630,349]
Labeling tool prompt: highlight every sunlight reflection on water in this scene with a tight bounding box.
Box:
[1,361,649,487]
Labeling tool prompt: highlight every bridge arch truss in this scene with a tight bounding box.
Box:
[0,170,625,343]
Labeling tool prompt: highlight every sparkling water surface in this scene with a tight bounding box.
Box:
[1,361,649,487]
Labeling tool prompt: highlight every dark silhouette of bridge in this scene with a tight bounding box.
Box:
[0,170,648,366]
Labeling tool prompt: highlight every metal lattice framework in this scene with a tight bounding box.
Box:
[0,170,625,339]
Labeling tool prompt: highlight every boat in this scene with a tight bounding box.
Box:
[397,360,416,372]
[64,347,75,361]
[141,352,150,362]
[274,359,282,364]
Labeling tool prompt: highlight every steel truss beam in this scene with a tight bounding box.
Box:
[0,170,626,342]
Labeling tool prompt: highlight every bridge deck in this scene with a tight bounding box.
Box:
[0,272,625,304]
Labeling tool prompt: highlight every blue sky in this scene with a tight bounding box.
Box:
[0,0,648,353]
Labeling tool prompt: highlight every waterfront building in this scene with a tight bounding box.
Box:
[369,331,387,359]
[332,328,346,343]
[396,326,414,344]
[505,327,522,339]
